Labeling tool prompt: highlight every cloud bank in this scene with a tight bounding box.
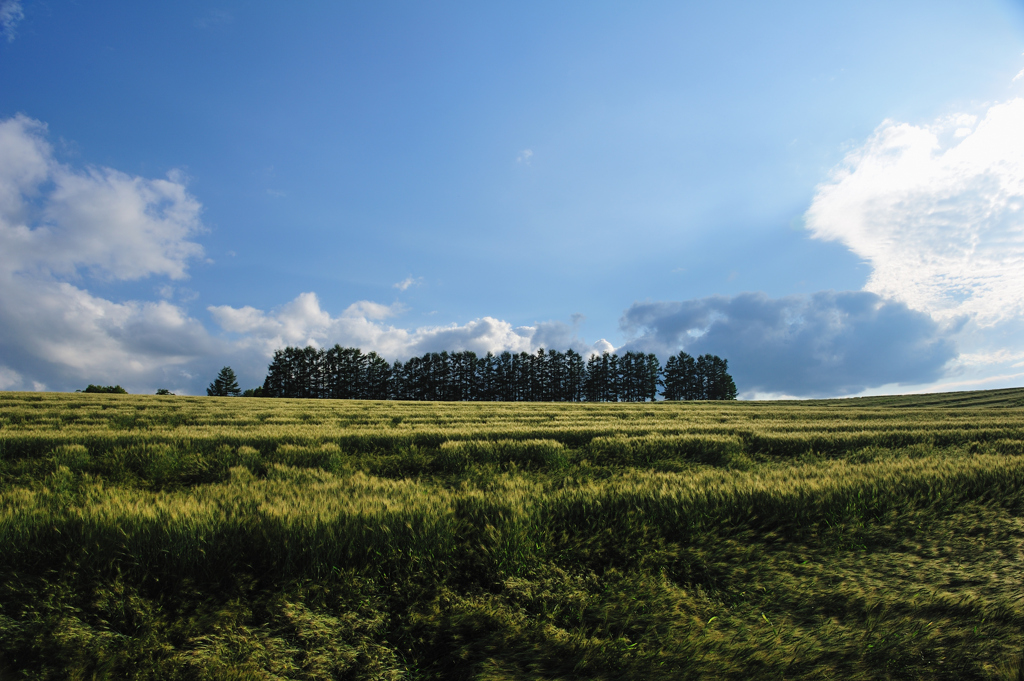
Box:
[806,99,1024,326]
[621,291,957,397]
[0,115,218,393]
[14,100,1024,399]
[0,115,606,393]
[209,294,608,365]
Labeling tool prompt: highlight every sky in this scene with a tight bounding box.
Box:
[3,1,1024,398]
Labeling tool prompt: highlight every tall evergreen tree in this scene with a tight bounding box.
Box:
[479,352,497,401]
[364,352,392,400]
[662,351,697,400]
[565,349,586,402]
[705,354,738,400]
[661,352,736,400]
[208,366,241,396]
[644,353,662,402]
[496,351,515,401]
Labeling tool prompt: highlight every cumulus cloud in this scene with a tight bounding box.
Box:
[805,99,1024,326]
[620,291,957,397]
[210,292,599,362]
[0,114,614,395]
[0,115,215,393]
[0,275,222,393]
[0,0,23,42]
[0,115,205,281]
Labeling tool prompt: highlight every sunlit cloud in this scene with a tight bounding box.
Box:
[805,99,1024,327]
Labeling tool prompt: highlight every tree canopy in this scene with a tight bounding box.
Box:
[82,385,127,394]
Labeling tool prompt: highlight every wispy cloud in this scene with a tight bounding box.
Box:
[393,276,423,291]
[516,149,533,164]
[0,0,23,42]
[194,9,232,30]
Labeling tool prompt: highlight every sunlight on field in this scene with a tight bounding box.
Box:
[1,391,1023,678]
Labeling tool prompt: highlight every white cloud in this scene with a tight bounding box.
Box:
[0,274,222,393]
[0,115,216,393]
[952,349,1024,368]
[344,300,404,320]
[0,115,601,395]
[0,115,205,282]
[210,292,595,361]
[517,149,533,164]
[0,0,23,42]
[393,276,423,291]
[806,99,1024,326]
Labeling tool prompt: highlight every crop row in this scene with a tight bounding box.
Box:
[4,453,1023,586]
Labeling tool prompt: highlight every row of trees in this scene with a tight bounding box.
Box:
[259,346,737,402]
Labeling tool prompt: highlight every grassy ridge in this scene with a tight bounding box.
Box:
[801,386,1024,409]
[1,391,1023,679]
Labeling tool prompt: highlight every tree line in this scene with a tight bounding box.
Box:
[259,346,737,402]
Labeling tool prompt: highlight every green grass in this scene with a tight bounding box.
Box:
[1,391,1023,679]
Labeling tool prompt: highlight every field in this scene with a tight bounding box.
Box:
[1,390,1023,679]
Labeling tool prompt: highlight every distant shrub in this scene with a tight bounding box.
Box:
[83,384,128,394]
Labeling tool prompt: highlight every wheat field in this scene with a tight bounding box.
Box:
[1,390,1023,679]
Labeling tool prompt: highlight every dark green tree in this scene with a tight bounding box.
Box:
[207,366,241,397]
[83,384,127,394]
[662,352,696,400]
[662,352,736,400]
[703,354,738,400]
[564,349,586,402]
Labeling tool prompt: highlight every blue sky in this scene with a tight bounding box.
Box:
[3,1,1024,397]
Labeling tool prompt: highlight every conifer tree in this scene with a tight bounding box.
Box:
[208,366,241,396]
